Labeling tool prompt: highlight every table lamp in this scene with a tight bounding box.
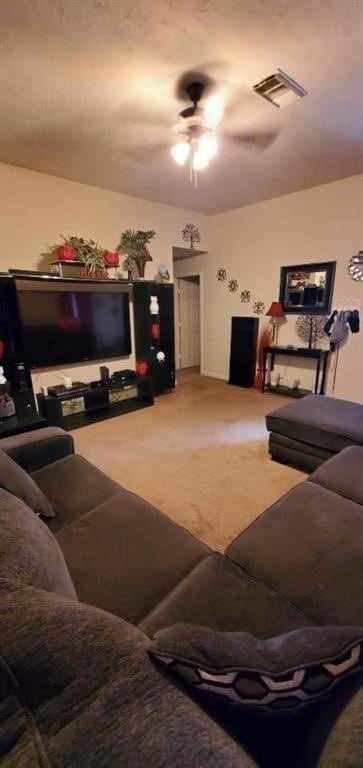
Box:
[266,301,285,346]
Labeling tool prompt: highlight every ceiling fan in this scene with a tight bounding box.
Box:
[170,73,279,185]
[171,80,223,174]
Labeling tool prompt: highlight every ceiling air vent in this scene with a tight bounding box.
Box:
[254,69,307,108]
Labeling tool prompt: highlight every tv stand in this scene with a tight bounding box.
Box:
[37,376,153,431]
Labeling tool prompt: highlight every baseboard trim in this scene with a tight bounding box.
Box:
[203,371,227,381]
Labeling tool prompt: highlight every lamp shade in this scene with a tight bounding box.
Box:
[266,301,285,318]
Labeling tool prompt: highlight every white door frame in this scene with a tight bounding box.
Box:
[177,272,204,374]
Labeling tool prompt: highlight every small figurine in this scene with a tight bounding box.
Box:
[150,295,159,315]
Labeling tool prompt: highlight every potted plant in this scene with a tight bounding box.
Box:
[82,241,108,279]
[117,229,155,278]
[103,251,119,268]
[56,236,108,278]
[57,235,91,262]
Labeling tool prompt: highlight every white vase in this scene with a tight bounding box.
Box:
[270,371,280,388]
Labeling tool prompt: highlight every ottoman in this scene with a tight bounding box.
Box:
[266,394,363,471]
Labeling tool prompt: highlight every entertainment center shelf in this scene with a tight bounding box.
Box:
[37,376,154,431]
[0,412,46,438]
[0,272,175,437]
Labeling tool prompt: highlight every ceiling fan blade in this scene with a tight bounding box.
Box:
[227,129,280,151]
[204,93,224,130]
[119,142,169,164]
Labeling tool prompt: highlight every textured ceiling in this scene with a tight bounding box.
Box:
[0,0,362,213]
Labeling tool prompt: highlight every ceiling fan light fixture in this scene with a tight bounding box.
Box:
[198,134,218,160]
[171,141,190,165]
[192,150,209,171]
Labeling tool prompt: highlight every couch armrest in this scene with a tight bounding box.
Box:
[0,427,74,473]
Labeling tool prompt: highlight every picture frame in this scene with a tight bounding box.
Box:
[279,261,336,315]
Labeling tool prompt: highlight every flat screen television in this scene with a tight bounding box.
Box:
[17,287,131,368]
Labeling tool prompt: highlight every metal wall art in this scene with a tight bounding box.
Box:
[240,290,251,303]
[182,223,201,249]
[348,251,363,281]
[217,268,227,281]
[228,279,239,292]
[295,314,328,349]
[253,300,265,314]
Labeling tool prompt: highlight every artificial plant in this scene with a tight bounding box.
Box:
[56,235,108,276]
[117,229,155,277]
[254,325,273,389]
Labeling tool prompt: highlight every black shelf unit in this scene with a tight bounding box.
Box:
[133,282,175,395]
[0,276,39,436]
[0,412,46,438]
[37,376,153,431]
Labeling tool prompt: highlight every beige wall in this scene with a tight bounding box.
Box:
[1,162,361,401]
[174,175,363,402]
[0,162,207,389]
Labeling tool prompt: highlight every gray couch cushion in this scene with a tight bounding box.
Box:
[226,481,363,626]
[310,445,363,505]
[32,454,121,532]
[266,395,363,453]
[0,426,74,473]
[0,448,54,518]
[0,489,76,599]
[56,491,210,624]
[0,586,253,768]
[139,553,312,639]
[150,623,363,712]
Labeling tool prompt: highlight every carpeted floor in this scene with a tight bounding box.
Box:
[72,370,306,552]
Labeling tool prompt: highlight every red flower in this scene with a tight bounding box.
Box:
[104,250,120,267]
[57,246,76,261]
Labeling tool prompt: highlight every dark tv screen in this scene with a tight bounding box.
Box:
[18,289,131,368]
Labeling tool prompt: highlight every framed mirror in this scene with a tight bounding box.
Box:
[279,261,336,314]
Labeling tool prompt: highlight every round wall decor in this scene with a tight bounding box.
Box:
[348,251,363,281]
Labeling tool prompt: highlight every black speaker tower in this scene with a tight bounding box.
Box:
[228,316,259,388]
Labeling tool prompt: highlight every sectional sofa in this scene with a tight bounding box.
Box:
[0,426,362,768]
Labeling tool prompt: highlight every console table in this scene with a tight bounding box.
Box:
[262,346,329,398]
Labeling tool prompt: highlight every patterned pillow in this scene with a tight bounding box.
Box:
[149,624,363,713]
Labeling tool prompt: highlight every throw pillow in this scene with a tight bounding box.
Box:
[0,448,54,518]
[149,624,363,713]
[0,489,76,599]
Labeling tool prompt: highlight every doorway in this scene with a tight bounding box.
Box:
[177,275,201,373]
